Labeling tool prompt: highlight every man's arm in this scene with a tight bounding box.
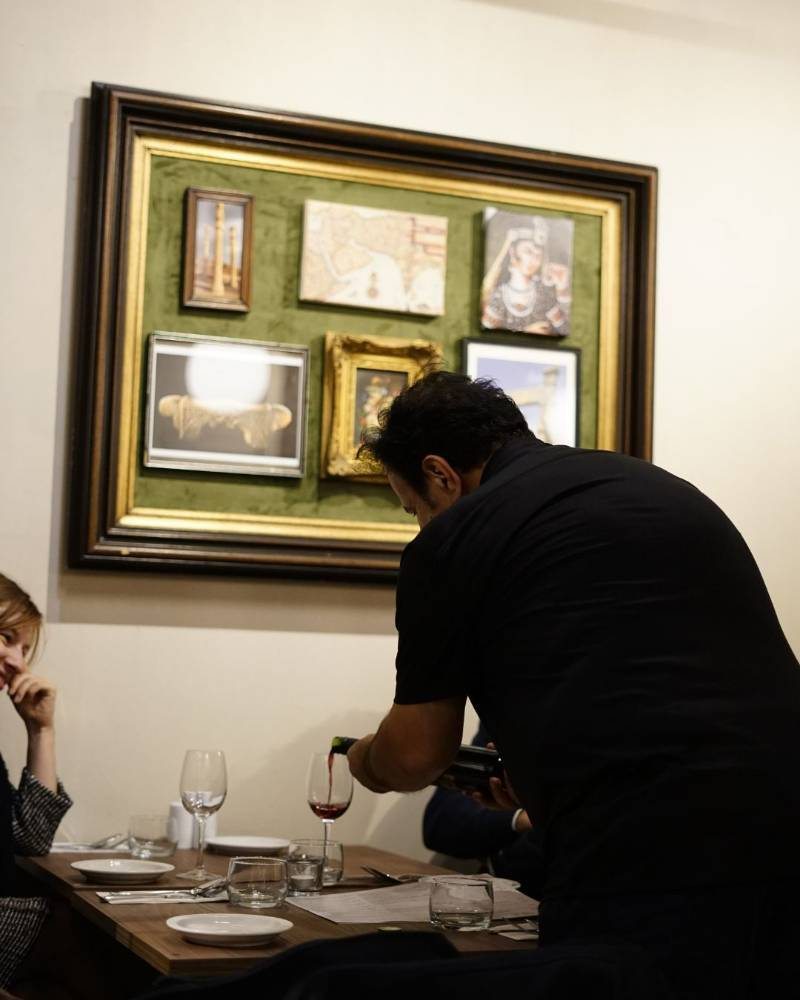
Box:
[348,696,466,793]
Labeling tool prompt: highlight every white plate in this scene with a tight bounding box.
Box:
[70,859,175,885]
[205,835,289,856]
[167,912,293,947]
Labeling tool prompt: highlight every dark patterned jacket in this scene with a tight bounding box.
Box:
[0,758,71,987]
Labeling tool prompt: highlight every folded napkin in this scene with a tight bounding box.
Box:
[51,842,130,854]
[97,889,228,905]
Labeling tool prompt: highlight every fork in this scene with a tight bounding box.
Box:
[361,866,421,884]
[97,876,228,900]
[66,833,128,850]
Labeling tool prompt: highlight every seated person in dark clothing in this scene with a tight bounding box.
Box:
[423,723,546,899]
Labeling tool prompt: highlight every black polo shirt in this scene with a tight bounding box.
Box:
[394,437,800,899]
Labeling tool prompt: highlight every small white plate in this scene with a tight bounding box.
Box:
[71,859,175,885]
[167,912,293,947]
[205,835,289,856]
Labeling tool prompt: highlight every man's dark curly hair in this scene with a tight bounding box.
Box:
[360,371,532,495]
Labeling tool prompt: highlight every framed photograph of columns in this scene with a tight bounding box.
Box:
[463,339,580,447]
[144,333,308,477]
[182,188,253,311]
[69,82,656,582]
[321,332,443,480]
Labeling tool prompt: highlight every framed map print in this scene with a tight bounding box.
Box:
[299,200,447,316]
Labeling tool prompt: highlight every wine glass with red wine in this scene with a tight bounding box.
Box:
[307,752,353,883]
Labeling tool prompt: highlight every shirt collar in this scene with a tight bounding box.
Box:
[480,434,542,485]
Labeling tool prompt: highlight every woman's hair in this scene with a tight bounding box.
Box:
[359,371,532,495]
[0,574,43,660]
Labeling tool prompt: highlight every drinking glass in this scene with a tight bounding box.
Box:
[428,875,494,931]
[286,853,324,896]
[307,752,352,869]
[227,856,287,908]
[289,838,343,888]
[128,814,176,859]
[177,749,227,881]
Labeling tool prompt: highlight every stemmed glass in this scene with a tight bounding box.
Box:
[307,752,353,871]
[177,749,227,881]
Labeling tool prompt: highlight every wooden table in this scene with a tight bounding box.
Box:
[19,845,533,978]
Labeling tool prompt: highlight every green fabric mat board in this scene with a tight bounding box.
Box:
[135,154,602,524]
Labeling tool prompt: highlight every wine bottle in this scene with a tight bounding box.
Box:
[330,737,503,795]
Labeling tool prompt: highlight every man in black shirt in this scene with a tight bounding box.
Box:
[347,372,800,998]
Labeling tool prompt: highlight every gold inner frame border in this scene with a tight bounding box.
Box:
[117,134,622,545]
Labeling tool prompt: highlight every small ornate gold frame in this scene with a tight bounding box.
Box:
[321,332,443,480]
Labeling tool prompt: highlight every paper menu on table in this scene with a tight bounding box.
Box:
[286,881,538,924]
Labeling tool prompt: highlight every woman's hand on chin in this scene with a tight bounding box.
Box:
[8,672,56,732]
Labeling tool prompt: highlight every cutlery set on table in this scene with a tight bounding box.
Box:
[59,747,537,948]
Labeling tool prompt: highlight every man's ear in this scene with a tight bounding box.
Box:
[421,455,461,496]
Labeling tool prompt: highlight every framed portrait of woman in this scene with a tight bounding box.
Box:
[481,209,574,337]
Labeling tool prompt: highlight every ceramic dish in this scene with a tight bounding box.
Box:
[166,912,293,947]
[70,859,175,885]
[205,835,289,856]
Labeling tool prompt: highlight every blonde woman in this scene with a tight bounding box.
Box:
[0,573,71,992]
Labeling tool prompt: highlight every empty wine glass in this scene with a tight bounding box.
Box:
[307,752,352,882]
[177,749,227,881]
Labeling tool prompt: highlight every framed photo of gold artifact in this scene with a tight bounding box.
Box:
[321,332,443,480]
[182,188,253,311]
[481,209,574,336]
[69,82,656,582]
[299,200,448,316]
[463,338,580,447]
[145,333,308,477]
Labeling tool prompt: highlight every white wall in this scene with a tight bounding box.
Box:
[1,0,798,855]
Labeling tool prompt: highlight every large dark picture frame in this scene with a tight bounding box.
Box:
[68,82,657,582]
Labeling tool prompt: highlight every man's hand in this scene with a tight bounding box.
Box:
[345,697,466,794]
[347,734,391,794]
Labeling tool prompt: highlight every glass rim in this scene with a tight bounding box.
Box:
[427,874,493,885]
[227,855,287,865]
[288,838,341,847]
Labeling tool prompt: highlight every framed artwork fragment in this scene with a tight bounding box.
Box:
[321,332,443,479]
[463,338,580,447]
[145,333,308,477]
[68,82,656,582]
[481,209,574,336]
[299,200,447,315]
[182,188,253,311]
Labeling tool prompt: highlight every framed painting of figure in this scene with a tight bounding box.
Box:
[463,338,580,447]
[182,188,254,311]
[321,332,443,479]
[144,333,308,477]
[481,209,575,336]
